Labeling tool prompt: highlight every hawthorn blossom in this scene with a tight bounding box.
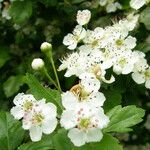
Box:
[132,57,150,89]
[11,93,36,120]
[113,50,138,75]
[23,99,58,141]
[61,84,105,109]
[63,25,86,50]
[76,10,91,26]
[99,0,122,13]
[82,27,105,51]
[60,105,109,146]
[58,52,87,77]
[130,0,148,10]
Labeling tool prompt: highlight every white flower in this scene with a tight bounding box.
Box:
[10,93,36,120]
[130,0,147,10]
[58,52,87,77]
[23,99,57,141]
[61,84,105,109]
[31,58,44,70]
[83,27,105,51]
[106,2,122,13]
[60,105,109,146]
[76,10,91,25]
[63,25,86,50]
[99,0,107,6]
[132,67,150,89]
[113,50,138,75]
[117,13,139,32]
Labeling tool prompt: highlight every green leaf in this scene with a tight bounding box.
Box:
[104,105,145,133]
[24,73,63,114]
[0,112,25,150]
[103,90,122,112]
[9,1,32,24]
[18,134,54,150]
[74,134,122,150]
[0,47,10,68]
[3,75,24,98]
[140,7,150,30]
[53,129,72,150]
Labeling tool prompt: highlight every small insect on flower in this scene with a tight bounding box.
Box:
[61,83,106,110]
[76,10,91,26]
[60,105,109,146]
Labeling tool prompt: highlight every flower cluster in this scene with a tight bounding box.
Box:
[10,93,57,142]
[99,0,122,13]
[60,10,150,89]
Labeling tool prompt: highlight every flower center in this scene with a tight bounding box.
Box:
[23,101,33,111]
[116,39,123,46]
[79,118,90,129]
[33,113,44,125]
[92,40,99,48]
[144,70,150,79]
[119,58,126,67]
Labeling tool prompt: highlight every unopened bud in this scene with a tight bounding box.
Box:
[31,58,44,70]
[40,42,52,53]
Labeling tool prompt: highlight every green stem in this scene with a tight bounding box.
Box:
[43,68,59,90]
[50,56,62,92]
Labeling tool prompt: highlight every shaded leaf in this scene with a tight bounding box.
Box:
[18,134,54,150]
[0,112,25,150]
[24,73,63,114]
[3,75,24,98]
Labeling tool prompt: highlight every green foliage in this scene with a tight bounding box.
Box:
[104,105,145,133]
[3,75,24,97]
[24,73,63,113]
[0,47,10,68]
[18,134,54,150]
[9,1,33,24]
[140,7,150,30]
[52,129,72,150]
[0,112,25,150]
[74,134,123,150]
[103,90,122,112]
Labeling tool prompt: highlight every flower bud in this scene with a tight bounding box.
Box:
[31,58,44,70]
[40,42,52,53]
[76,10,91,26]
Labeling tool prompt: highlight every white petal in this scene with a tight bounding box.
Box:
[29,126,43,142]
[125,36,136,49]
[130,0,146,10]
[99,0,107,6]
[113,65,122,75]
[42,118,57,134]
[42,102,57,118]
[10,106,24,120]
[61,91,78,109]
[132,72,145,84]
[86,128,103,143]
[145,80,150,89]
[87,92,106,107]
[68,128,86,147]
[122,63,134,74]
[13,93,24,106]
[60,110,77,129]
[106,3,117,13]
